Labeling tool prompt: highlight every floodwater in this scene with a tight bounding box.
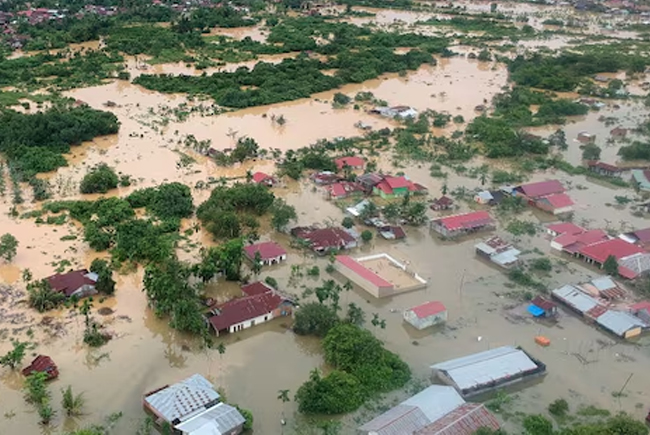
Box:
[3,5,650,435]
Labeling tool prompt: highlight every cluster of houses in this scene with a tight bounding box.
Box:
[551,277,649,339]
[548,222,650,279]
[471,180,575,215]
[358,345,545,434]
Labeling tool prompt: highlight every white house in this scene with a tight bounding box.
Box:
[404,301,447,330]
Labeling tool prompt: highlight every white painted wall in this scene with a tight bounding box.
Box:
[228,312,273,333]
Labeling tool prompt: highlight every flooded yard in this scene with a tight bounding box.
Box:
[2,3,650,434]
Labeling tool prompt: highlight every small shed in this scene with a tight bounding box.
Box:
[431,196,454,211]
[474,191,494,205]
[529,296,558,318]
[404,301,447,330]
[378,226,406,240]
[577,131,596,144]
[22,355,58,380]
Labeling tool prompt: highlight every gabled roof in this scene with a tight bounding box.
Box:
[433,211,493,232]
[385,176,411,189]
[553,229,609,253]
[241,281,275,296]
[243,241,287,261]
[531,296,556,311]
[547,222,584,235]
[587,161,621,172]
[22,355,57,378]
[335,156,365,170]
[415,403,500,435]
[434,196,454,206]
[517,180,565,198]
[252,171,273,183]
[144,374,220,423]
[552,284,599,313]
[336,255,393,288]
[409,301,446,318]
[579,238,644,264]
[175,403,246,434]
[209,291,286,331]
[46,269,97,297]
[596,310,647,336]
[538,193,573,209]
[297,227,356,250]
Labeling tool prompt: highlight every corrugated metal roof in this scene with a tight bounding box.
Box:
[402,386,465,422]
[590,276,616,291]
[175,403,245,434]
[632,169,650,191]
[358,386,465,435]
[490,248,521,267]
[595,310,647,337]
[552,285,599,313]
[144,374,220,423]
[414,403,500,435]
[358,405,431,435]
[430,346,538,392]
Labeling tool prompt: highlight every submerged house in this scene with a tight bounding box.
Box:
[546,222,585,238]
[22,355,58,380]
[325,181,365,200]
[587,161,622,178]
[430,195,453,211]
[143,374,245,435]
[475,236,521,269]
[243,241,287,266]
[403,301,447,330]
[208,282,294,336]
[373,175,412,199]
[46,269,98,299]
[335,156,365,171]
[631,169,650,192]
[291,226,358,254]
[430,346,546,398]
[514,180,573,215]
[528,296,558,318]
[370,105,418,119]
[430,211,495,238]
[358,385,493,435]
[251,171,277,187]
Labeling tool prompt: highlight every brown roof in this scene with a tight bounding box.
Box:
[531,296,556,312]
[243,242,286,261]
[22,355,58,379]
[415,403,500,435]
[587,161,621,172]
[295,227,356,250]
[46,269,97,297]
[434,196,454,206]
[209,289,289,332]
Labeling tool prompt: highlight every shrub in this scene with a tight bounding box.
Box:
[548,398,569,417]
[295,369,364,414]
[293,302,339,337]
[80,164,119,194]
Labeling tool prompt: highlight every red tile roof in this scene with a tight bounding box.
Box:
[209,290,286,332]
[299,227,356,250]
[376,179,393,194]
[540,193,574,209]
[385,176,411,189]
[415,403,500,435]
[579,238,645,264]
[518,180,565,199]
[336,255,393,289]
[410,301,446,318]
[335,156,365,170]
[326,181,364,198]
[252,172,273,184]
[547,222,584,235]
[434,211,493,231]
[46,269,96,297]
[553,229,609,253]
[241,281,275,296]
[243,241,286,261]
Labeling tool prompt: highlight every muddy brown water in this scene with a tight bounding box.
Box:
[3,8,650,434]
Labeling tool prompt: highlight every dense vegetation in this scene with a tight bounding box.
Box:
[295,323,410,414]
[0,106,119,177]
[80,164,119,194]
[197,183,275,239]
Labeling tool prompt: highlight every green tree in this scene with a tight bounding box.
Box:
[80,164,119,194]
[252,250,263,276]
[548,398,569,417]
[582,143,601,161]
[341,216,355,229]
[0,233,18,262]
[294,369,364,414]
[22,268,32,283]
[90,258,116,296]
[345,303,365,326]
[277,389,290,423]
[478,49,492,62]
[361,230,373,243]
[603,255,618,276]
[333,93,351,106]
[271,198,297,232]
[28,279,65,312]
[0,339,28,370]
[523,415,553,435]
[293,302,339,337]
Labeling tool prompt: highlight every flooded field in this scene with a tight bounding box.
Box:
[2,2,650,434]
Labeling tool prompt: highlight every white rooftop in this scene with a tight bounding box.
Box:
[430,346,538,392]
[176,403,245,435]
[145,374,220,423]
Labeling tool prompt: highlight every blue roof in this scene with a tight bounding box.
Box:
[528,304,545,317]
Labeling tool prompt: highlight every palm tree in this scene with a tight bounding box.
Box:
[217,343,226,380]
[441,182,448,195]
[61,385,85,416]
